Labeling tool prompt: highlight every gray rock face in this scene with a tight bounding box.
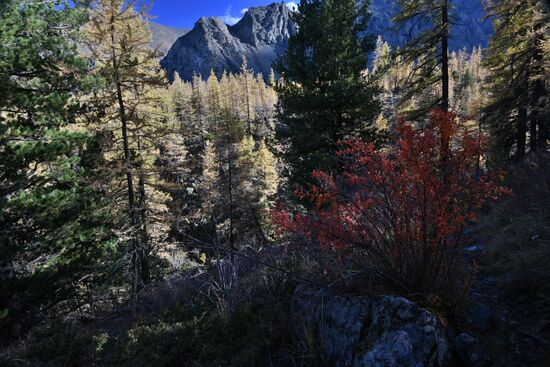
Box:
[369,0,492,51]
[291,284,452,367]
[160,3,296,81]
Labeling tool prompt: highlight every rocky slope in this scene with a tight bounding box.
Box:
[160,3,296,81]
[149,22,190,55]
[369,0,492,51]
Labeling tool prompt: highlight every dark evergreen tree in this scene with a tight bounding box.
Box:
[393,0,451,115]
[483,0,549,163]
[274,0,381,189]
[0,0,115,339]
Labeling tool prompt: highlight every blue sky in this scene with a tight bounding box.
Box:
[149,1,298,28]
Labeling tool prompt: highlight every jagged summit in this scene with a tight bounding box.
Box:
[161,3,296,81]
[159,1,492,82]
[231,4,296,46]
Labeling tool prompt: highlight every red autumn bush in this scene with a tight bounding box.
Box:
[273,110,509,303]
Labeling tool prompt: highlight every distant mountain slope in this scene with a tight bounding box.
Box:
[369,0,492,51]
[160,3,296,81]
[149,22,190,55]
[159,1,492,81]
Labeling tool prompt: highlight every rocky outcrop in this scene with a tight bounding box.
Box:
[291,284,451,367]
[160,3,296,81]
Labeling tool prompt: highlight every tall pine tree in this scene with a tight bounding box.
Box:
[0,0,115,337]
[483,0,549,163]
[393,0,452,115]
[274,0,381,188]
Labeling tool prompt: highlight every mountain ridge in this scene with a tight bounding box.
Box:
[160,3,296,81]
[149,22,190,55]
[157,1,492,82]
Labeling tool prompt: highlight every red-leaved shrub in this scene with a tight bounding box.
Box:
[273,110,509,303]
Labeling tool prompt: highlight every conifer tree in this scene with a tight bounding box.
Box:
[239,60,257,135]
[449,47,485,119]
[275,0,381,188]
[0,0,114,335]
[372,36,392,78]
[237,135,256,186]
[254,140,280,235]
[371,36,396,128]
[483,0,549,162]
[189,73,207,151]
[84,0,170,298]
[394,0,452,115]
[213,107,242,251]
[164,73,202,239]
[201,140,220,216]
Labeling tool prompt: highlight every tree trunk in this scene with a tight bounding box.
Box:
[224,115,238,293]
[195,83,206,150]
[109,12,148,299]
[517,107,527,160]
[530,33,548,150]
[136,133,150,287]
[530,112,538,152]
[441,0,450,112]
[227,149,235,252]
[245,74,252,136]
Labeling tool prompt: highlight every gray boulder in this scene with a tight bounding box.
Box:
[291,284,452,367]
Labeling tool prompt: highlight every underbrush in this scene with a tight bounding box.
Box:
[3,260,313,367]
[480,153,550,319]
[273,111,507,311]
[105,299,294,367]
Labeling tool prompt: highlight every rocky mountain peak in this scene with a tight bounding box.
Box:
[196,16,226,30]
[230,3,296,46]
[159,0,492,82]
[161,2,296,81]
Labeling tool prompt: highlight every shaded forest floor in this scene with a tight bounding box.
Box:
[465,153,550,366]
[461,231,550,366]
[467,261,550,366]
[2,155,550,367]
[1,248,312,367]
